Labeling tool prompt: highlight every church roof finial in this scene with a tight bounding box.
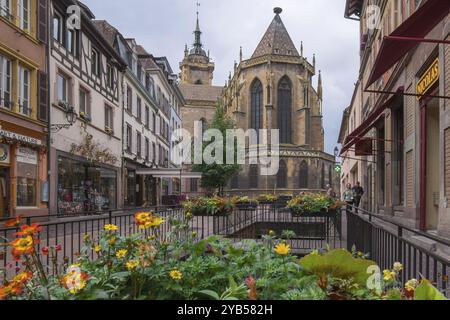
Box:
[318,70,323,100]
[274,7,282,15]
[192,2,205,56]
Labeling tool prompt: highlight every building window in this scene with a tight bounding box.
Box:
[18,65,30,116]
[231,174,239,189]
[303,84,309,107]
[126,85,132,112]
[145,105,150,129]
[53,12,63,42]
[277,160,287,188]
[329,164,333,187]
[299,160,308,189]
[190,179,198,192]
[16,147,37,207]
[278,76,292,144]
[145,138,149,161]
[106,64,114,88]
[136,132,142,158]
[79,88,90,118]
[126,124,132,153]
[67,29,79,57]
[0,55,11,109]
[136,97,142,121]
[91,48,101,76]
[152,112,156,131]
[125,171,136,207]
[105,104,113,132]
[393,106,404,206]
[249,165,258,189]
[250,79,263,130]
[57,73,69,103]
[152,142,156,162]
[321,163,325,189]
[0,0,11,18]
[18,0,30,32]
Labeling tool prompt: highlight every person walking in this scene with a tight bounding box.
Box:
[352,182,364,213]
[326,184,336,199]
[343,183,355,211]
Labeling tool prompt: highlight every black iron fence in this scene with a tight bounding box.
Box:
[346,207,450,295]
[1,205,342,281]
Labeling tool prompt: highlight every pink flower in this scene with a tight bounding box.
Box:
[55,244,62,252]
[41,247,49,256]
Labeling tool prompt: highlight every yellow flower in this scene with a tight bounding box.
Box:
[393,262,403,272]
[357,251,363,257]
[148,235,156,241]
[108,237,117,246]
[116,249,128,259]
[405,279,418,292]
[268,230,276,237]
[383,270,396,282]
[169,269,183,281]
[126,260,139,270]
[310,250,319,256]
[83,234,90,242]
[94,245,102,253]
[274,243,291,256]
[186,212,193,220]
[192,231,198,238]
[104,224,119,231]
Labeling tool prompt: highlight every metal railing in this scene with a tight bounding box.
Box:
[346,206,450,295]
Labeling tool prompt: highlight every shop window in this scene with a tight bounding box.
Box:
[16,147,37,207]
[0,55,11,109]
[18,65,31,116]
[57,156,117,214]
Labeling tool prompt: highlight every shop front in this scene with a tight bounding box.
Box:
[0,124,48,218]
[124,161,158,208]
[56,153,117,215]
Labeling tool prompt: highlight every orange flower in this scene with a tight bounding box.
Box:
[14,223,42,237]
[0,285,12,300]
[12,271,33,285]
[10,236,35,259]
[4,216,22,228]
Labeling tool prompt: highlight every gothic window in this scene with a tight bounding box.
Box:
[278,76,292,144]
[321,163,326,189]
[249,165,258,189]
[231,174,239,189]
[277,160,287,188]
[299,160,308,189]
[250,79,263,130]
[329,164,333,187]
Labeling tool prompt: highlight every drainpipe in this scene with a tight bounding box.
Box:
[46,2,52,217]
[419,104,427,231]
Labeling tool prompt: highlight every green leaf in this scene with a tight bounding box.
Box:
[198,290,220,300]
[414,280,447,300]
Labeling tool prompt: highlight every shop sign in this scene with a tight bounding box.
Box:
[0,129,42,146]
[0,144,10,164]
[416,58,439,99]
[17,147,38,165]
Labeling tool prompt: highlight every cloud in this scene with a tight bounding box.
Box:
[81,0,359,153]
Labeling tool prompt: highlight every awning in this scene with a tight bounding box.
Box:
[135,168,202,179]
[366,0,450,88]
[340,87,403,155]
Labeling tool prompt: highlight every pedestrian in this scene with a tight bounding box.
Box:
[326,184,336,199]
[352,182,364,213]
[343,183,354,211]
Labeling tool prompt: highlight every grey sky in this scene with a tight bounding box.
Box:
[81,0,360,154]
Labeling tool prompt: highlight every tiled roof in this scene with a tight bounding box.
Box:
[179,84,223,103]
[92,20,117,47]
[251,12,299,59]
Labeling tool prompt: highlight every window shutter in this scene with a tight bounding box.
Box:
[37,0,48,44]
[38,71,48,121]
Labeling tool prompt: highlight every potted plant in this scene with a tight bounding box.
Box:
[79,111,91,122]
[105,126,113,136]
[233,196,258,210]
[275,194,293,208]
[183,197,234,216]
[287,193,344,217]
[257,194,278,205]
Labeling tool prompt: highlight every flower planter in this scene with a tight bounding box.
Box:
[290,209,337,217]
[192,206,233,217]
[235,202,258,210]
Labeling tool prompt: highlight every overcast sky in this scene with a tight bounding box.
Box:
[81,0,360,154]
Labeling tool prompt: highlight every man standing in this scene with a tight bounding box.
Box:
[343,183,354,211]
[352,182,364,213]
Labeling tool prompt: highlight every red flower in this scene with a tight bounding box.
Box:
[4,216,22,228]
[41,247,49,256]
[14,224,42,237]
[55,244,62,252]
[246,276,258,301]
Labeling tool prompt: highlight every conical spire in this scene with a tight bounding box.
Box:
[317,70,323,100]
[251,8,300,59]
[192,10,203,54]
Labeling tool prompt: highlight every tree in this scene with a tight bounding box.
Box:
[193,105,241,196]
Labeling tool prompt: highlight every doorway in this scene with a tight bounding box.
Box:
[425,98,440,230]
[0,167,10,217]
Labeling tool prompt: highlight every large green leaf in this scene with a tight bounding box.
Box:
[299,249,377,286]
[414,280,447,300]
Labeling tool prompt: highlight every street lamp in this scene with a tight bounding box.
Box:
[51,105,77,132]
[334,146,339,158]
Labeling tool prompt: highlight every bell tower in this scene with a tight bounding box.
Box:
[180,5,215,85]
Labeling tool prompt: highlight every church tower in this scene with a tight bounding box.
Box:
[179,10,215,85]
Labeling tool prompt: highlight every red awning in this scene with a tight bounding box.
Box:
[340,87,403,155]
[366,0,450,88]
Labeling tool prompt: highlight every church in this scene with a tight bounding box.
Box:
[180,7,338,197]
